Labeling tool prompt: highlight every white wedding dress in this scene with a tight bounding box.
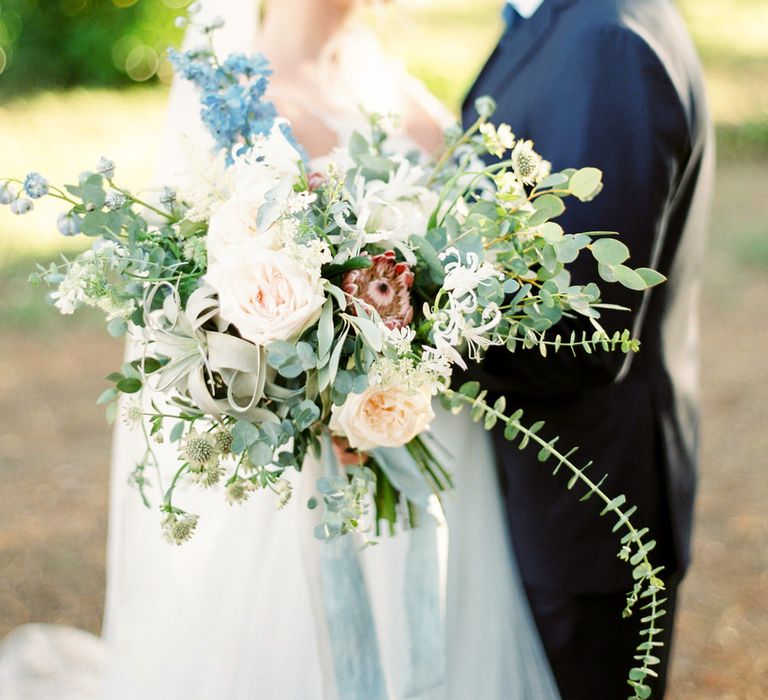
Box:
[0,3,560,699]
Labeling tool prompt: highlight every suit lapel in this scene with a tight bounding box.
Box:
[463,0,577,116]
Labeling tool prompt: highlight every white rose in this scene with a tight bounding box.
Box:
[369,188,438,242]
[330,382,435,451]
[206,245,325,345]
[206,190,279,264]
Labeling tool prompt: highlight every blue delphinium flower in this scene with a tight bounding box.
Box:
[222,53,271,79]
[168,49,224,93]
[23,172,49,199]
[169,43,283,161]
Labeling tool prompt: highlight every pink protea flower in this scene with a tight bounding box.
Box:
[342,251,415,330]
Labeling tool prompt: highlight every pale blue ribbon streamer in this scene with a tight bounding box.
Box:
[317,435,389,700]
[373,447,446,700]
[309,439,446,700]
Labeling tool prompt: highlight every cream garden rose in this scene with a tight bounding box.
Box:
[329,381,435,451]
[206,245,325,346]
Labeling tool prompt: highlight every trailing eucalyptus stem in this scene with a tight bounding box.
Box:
[443,382,666,700]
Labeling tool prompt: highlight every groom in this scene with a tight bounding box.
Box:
[463,0,713,697]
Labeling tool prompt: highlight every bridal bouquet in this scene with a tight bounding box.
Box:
[3,27,666,698]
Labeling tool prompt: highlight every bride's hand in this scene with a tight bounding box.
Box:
[332,436,369,466]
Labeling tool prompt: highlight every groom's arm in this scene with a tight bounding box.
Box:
[461,26,691,396]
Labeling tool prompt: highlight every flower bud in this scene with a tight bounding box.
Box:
[475,95,497,119]
[97,157,116,180]
[105,191,128,210]
[10,198,33,215]
[160,186,177,208]
[0,182,16,205]
[57,211,83,237]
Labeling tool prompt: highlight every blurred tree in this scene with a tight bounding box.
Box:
[0,0,187,98]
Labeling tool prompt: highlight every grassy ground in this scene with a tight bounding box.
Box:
[0,1,766,697]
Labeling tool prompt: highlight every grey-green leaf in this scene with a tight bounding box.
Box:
[569,167,603,202]
[591,238,630,266]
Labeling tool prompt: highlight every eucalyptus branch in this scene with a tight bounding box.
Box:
[444,384,666,700]
[427,114,486,187]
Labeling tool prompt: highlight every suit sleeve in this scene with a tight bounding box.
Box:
[459,26,691,396]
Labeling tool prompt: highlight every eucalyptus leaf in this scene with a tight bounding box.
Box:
[528,194,565,227]
[615,264,648,291]
[231,420,260,454]
[635,268,666,288]
[598,263,619,283]
[106,318,128,337]
[569,167,603,202]
[591,238,630,266]
[169,421,185,443]
[248,441,274,467]
[96,388,118,405]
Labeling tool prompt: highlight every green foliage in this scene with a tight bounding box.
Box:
[0,0,185,98]
[446,385,667,700]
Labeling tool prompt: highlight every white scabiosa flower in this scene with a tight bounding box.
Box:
[511,140,542,186]
[162,513,199,545]
[480,122,515,158]
[122,403,143,427]
[213,428,234,455]
[274,478,292,509]
[180,430,218,471]
[225,478,254,505]
[50,263,88,315]
[190,465,225,488]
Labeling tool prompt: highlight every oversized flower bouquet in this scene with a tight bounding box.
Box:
[3,26,668,698]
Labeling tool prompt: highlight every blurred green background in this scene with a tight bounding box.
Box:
[0,2,766,698]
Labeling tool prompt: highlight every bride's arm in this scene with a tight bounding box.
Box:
[399,78,453,157]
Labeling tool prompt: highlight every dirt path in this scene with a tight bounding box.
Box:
[0,275,766,697]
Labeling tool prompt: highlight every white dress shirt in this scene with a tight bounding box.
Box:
[506,0,547,19]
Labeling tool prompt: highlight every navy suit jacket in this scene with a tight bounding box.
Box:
[462,0,714,592]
